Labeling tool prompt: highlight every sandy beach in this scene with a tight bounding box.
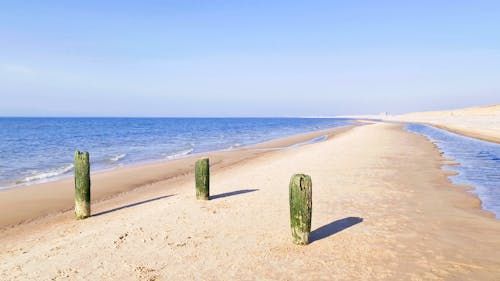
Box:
[3,1,499,280]
[1,122,499,280]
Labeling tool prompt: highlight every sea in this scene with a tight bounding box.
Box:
[406,124,500,218]
[0,117,353,189]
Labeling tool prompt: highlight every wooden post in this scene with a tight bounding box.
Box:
[195,158,210,200]
[74,151,91,219]
[289,174,312,245]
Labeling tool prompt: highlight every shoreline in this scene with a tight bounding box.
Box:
[0,117,356,191]
[365,119,500,218]
[0,125,355,229]
[0,123,355,191]
[1,122,499,280]
[374,122,499,221]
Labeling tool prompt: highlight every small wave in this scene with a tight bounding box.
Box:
[228,143,242,150]
[166,148,194,160]
[105,153,127,163]
[17,164,74,184]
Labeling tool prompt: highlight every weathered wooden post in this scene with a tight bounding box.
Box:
[195,158,210,200]
[289,174,312,245]
[74,151,91,219]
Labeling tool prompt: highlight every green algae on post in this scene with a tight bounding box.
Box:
[74,151,91,219]
[195,158,210,200]
[289,174,312,245]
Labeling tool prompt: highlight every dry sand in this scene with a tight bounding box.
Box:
[1,122,499,280]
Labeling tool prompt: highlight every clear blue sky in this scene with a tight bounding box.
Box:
[1,0,499,117]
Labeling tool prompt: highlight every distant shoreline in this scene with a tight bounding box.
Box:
[339,104,500,144]
[418,122,500,144]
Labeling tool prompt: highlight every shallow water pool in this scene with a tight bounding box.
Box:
[406,123,500,219]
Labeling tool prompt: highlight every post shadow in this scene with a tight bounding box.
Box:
[310,216,363,243]
[210,189,258,200]
[92,194,175,217]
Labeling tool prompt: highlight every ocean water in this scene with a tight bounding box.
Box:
[0,117,353,189]
[406,124,500,218]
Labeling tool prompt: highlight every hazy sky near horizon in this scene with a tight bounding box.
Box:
[1,1,499,117]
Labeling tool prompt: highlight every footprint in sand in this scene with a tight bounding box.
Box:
[50,268,78,280]
[113,232,129,248]
[134,265,160,281]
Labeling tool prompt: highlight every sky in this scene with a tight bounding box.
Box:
[1,0,499,117]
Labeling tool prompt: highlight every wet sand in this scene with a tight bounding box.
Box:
[1,122,499,280]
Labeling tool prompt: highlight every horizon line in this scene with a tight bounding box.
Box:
[0,115,347,119]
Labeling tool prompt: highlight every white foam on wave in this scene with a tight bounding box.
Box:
[18,163,74,184]
[106,153,127,163]
[166,148,194,160]
[227,143,242,150]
